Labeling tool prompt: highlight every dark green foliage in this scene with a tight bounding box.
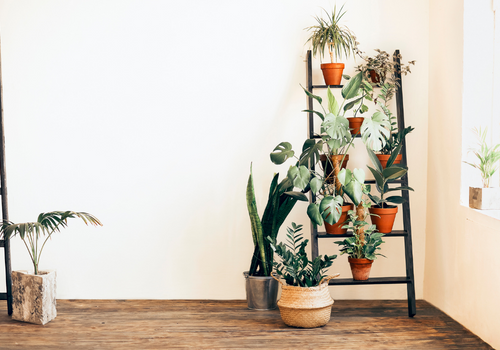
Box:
[335,210,385,260]
[271,223,337,287]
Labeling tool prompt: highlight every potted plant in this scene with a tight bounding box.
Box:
[355,49,415,87]
[0,211,102,325]
[305,5,358,86]
[335,167,385,280]
[464,127,500,209]
[245,165,307,310]
[270,72,390,234]
[270,223,340,328]
[365,146,414,233]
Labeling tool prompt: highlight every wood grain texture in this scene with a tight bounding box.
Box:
[0,299,493,349]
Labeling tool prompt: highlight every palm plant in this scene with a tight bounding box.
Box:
[0,211,102,275]
[464,127,500,188]
[305,5,358,63]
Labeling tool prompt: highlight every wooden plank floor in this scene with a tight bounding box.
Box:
[0,299,493,349]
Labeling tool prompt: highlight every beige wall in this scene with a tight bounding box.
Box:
[425,0,500,348]
[0,1,430,301]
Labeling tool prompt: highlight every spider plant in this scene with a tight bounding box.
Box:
[0,211,102,275]
[305,5,358,63]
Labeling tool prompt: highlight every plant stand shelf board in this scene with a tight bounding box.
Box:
[0,45,12,316]
[306,49,417,317]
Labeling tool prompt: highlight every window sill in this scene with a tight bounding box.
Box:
[460,203,500,230]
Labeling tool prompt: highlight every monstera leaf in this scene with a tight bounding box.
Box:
[298,139,323,167]
[270,142,294,165]
[360,111,390,152]
[338,168,365,206]
[307,202,323,226]
[320,195,344,225]
[321,113,351,149]
[287,165,310,190]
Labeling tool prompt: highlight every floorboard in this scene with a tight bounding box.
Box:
[0,299,493,349]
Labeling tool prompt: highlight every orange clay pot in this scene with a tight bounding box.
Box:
[320,154,349,184]
[369,206,398,234]
[348,257,374,281]
[347,117,364,135]
[369,70,381,84]
[375,154,402,169]
[321,63,345,86]
[324,203,354,235]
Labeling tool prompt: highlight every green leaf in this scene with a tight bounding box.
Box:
[366,146,383,173]
[367,165,384,189]
[360,104,369,114]
[320,195,343,224]
[385,196,407,204]
[310,177,323,194]
[270,142,294,165]
[337,168,351,186]
[322,113,351,144]
[382,166,407,180]
[302,109,325,121]
[343,96,363,112]
[302,85,322,105]
[353,168,365,184]
[387,142,403,168]
[361,111,390,152]
[341,72,362,100]
[299,139,323,167]
[307,202,323,226]
[327,87,340,115]
[284,191,309,201]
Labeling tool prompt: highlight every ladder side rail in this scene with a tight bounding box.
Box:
[394,49,416,317]
[307,50,319,259]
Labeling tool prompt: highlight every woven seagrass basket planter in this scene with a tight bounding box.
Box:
[272,273,340,328]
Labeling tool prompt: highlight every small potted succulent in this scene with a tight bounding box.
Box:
[464,127,500,209]
[0,211,102,325]
[335,168,385,280]
[270,223,339,328]
[305,5,358,86]
[366,146,414,233]
[245,165,307,310]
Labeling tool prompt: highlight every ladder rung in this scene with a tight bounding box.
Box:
[312,84,343,89]
[365,179,405,184]
[0,239,4,247]
[318,230,408,238]
[329,276,411,285]
[0,292,6,300]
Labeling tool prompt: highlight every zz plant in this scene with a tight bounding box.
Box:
[270,223,337,287]
[0,211,102,275]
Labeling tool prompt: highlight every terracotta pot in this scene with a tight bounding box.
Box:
[321,63,345,86]
[375,154,402,169]
[348,257,373,281]
[324,203,354,235]
[347,117,364,135]
[369,206,398,233]
[368,70,381,84]
[320,154,349,184]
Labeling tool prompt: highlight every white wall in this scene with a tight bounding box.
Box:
[425,0,500,348]
[0,0,428,301]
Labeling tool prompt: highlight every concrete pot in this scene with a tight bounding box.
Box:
[469,187,500,210]
[12,270,57,325]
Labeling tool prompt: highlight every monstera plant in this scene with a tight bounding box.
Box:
[270,72,390,232]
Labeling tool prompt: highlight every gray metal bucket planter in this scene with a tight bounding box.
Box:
[12,270,57,325]
[243,272,279,310]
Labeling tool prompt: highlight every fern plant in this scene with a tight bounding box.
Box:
[270,223,337,287]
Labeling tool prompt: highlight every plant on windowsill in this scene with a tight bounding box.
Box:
[269,223,340,328]
[244,164,308,310]
[366,146,414,233]
[335,167,385,281]
[305,5,359,86]
[0,211,102,325]
[464,127,500,210]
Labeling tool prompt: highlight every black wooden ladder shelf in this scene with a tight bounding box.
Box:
[306,49,416,317]
[0,42,13,316]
